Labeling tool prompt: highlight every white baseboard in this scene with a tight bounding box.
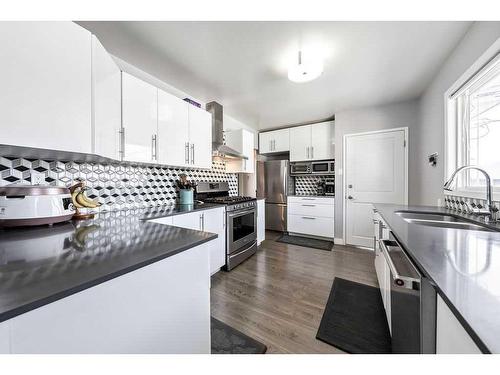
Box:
[334,237,345,245]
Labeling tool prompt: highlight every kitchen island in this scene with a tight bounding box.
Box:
[375,204,500,354]
[0,205,221,353]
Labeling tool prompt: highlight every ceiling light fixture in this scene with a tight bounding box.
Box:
[287,50,323,83]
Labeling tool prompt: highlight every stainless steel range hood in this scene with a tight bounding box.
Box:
[206,101,248,160]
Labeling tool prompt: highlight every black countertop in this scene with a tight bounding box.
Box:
[0,205,222,323]
[375,204,500,353]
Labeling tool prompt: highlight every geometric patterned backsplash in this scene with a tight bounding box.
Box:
[294,175,334,196]
[0,156,238,212]
[444,193,500,215]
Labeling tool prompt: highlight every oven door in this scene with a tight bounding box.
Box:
[227,208,257,254]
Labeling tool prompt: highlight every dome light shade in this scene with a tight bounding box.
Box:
[288,51,323,83]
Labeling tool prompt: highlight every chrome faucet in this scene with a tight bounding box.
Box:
[444,166,498,222]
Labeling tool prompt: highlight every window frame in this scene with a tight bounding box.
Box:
[444,38,500,200]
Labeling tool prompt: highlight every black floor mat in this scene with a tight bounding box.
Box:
[316,278,391,353]
[211,317,267,354]
[277,233,334,251]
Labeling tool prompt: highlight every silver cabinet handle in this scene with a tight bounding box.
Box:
[269,140,272,151]
[199,214,203,231]
[311,146,314,159]
[190,144,195,164]
[151,134,157,161]
[302,204,316,207]
[119,128,125,160]
[185,142,190,164]
[302,216,316,220]
[302,198,316,201]
[306,146,309,159]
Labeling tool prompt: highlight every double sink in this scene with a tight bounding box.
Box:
[395,211,498,232]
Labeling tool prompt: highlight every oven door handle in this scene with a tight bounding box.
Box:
[379,239,420,289]
[227,208,255,217]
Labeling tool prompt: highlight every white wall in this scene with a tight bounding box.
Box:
[334,99,420,239]
[415,22,500,205]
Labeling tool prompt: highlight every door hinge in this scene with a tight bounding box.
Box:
[403,139,407,147]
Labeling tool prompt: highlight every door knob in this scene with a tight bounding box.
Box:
[348,195,354,200]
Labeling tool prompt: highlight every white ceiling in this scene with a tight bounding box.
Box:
[79,21,471,130]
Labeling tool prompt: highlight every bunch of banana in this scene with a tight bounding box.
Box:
[69,182,101,209]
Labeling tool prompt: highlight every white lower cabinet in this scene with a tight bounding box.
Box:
[374,213,391,332]
[436,295,481,354]
[202,207,226,275]
[170,208,226,275]
[257,199,265,245]
[0,242,211,354]
[287,197,334,239]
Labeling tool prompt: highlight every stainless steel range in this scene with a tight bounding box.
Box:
[196,182,257,271]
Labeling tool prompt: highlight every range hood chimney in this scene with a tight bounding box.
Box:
[206,101,248,160]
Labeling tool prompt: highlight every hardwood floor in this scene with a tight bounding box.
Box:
[210,231,378,354]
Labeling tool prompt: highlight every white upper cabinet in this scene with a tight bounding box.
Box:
[188,105,213,169]
[289,121,334,161]
[259,128,290,154]
[289,125,311,161]
[121,72,158,163]
[225,129,255,173]
[311,121,334,160]
[0,22,92,153]
[91,35,121,160]
[158,89,190,168]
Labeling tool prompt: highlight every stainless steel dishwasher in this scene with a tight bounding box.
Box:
[379,234,437,354]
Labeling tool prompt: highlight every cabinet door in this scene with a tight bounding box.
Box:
[0,22,92,153]
[92,35,121,160]
[188,105,213,169]
[272,128,290,153]
[172,212,202,231]
[158,89,190,167]
[121,72,158,163]
[311,121,334,160]
[225,129,255,173]
[257,199,265,245]
[242,130,255,173]
[290,125,311,161]
[436,295,481,353]
[259,132,273,153]
[202,208,226,275]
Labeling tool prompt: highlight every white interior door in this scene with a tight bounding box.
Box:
[345,129,407,247]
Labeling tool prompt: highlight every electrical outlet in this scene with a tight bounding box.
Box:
[30,172,45,185]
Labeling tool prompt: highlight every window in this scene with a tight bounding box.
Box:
[446,53,500,193]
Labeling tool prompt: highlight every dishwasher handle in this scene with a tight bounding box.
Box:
[379,239,420,290]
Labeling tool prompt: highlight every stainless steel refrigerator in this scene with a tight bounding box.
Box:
[256,160,289,232]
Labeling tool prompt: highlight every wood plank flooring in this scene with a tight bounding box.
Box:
[210,231,378,354]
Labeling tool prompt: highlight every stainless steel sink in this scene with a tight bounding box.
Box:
[395,211,496,232]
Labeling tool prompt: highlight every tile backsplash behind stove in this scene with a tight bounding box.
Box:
[0,156,238,211]
[294,175,334,196]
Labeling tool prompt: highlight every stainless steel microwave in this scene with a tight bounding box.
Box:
[290,160,335,176]
[290,162,311,175]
